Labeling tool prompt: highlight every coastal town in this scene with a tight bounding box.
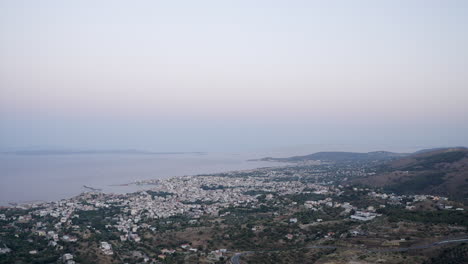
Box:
[2,0,468,262]
[1,162,467,263]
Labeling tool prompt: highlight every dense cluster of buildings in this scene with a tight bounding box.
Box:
[0,165,462,260]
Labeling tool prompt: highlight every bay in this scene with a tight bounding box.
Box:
[0,152,279,205]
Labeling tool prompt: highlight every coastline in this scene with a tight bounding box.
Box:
[0,157,287,207]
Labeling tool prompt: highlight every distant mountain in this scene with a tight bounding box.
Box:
[258,151,408,163]
[352,147,468,199]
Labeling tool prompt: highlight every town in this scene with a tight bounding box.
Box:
[1,161,467,263]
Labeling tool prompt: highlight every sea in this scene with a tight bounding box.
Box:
[0,144,429,206]
[0,152,281,206]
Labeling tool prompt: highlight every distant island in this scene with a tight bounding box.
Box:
[1,149,205,156]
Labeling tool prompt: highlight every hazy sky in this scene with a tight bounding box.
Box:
[1,0,467,152]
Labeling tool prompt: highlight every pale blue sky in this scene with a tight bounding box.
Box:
[1,1,467,152]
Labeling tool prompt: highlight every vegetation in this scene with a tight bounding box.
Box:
[378,207,468,226]
[385,172,446,194]
[423,243,468,264]
[293,207,345,224]
[72,207,121,230]
[410,151,467,171]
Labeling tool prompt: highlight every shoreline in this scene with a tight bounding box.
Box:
[0,163,288,208]
[0,152,286,207]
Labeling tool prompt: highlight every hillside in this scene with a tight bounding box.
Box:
[259,151,407,163]
[352,148,468,200]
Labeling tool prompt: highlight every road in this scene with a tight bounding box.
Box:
[230,251,253,264]
[230,237,468,264]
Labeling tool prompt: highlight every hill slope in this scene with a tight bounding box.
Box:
[352,148,468,199]
[259,151,407,162]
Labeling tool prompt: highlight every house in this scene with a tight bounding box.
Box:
[351,211,378,221]
[289,218,298,223]
[129,233,141,242]
[208,250,224,261]
[161,248,176,254]
[0,245,11,254]
[48,241,58,247]
[62,235,78,242]
[251,225,262,231]
[180,243,190,249]
[100,242,113,255]
[62,253,73,262]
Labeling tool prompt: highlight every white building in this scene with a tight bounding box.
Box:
[351,211,378,221]
[100,242,113,255]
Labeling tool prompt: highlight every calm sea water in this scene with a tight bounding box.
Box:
[0,152,280,205]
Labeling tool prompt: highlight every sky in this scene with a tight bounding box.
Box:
[1,0,467,152]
